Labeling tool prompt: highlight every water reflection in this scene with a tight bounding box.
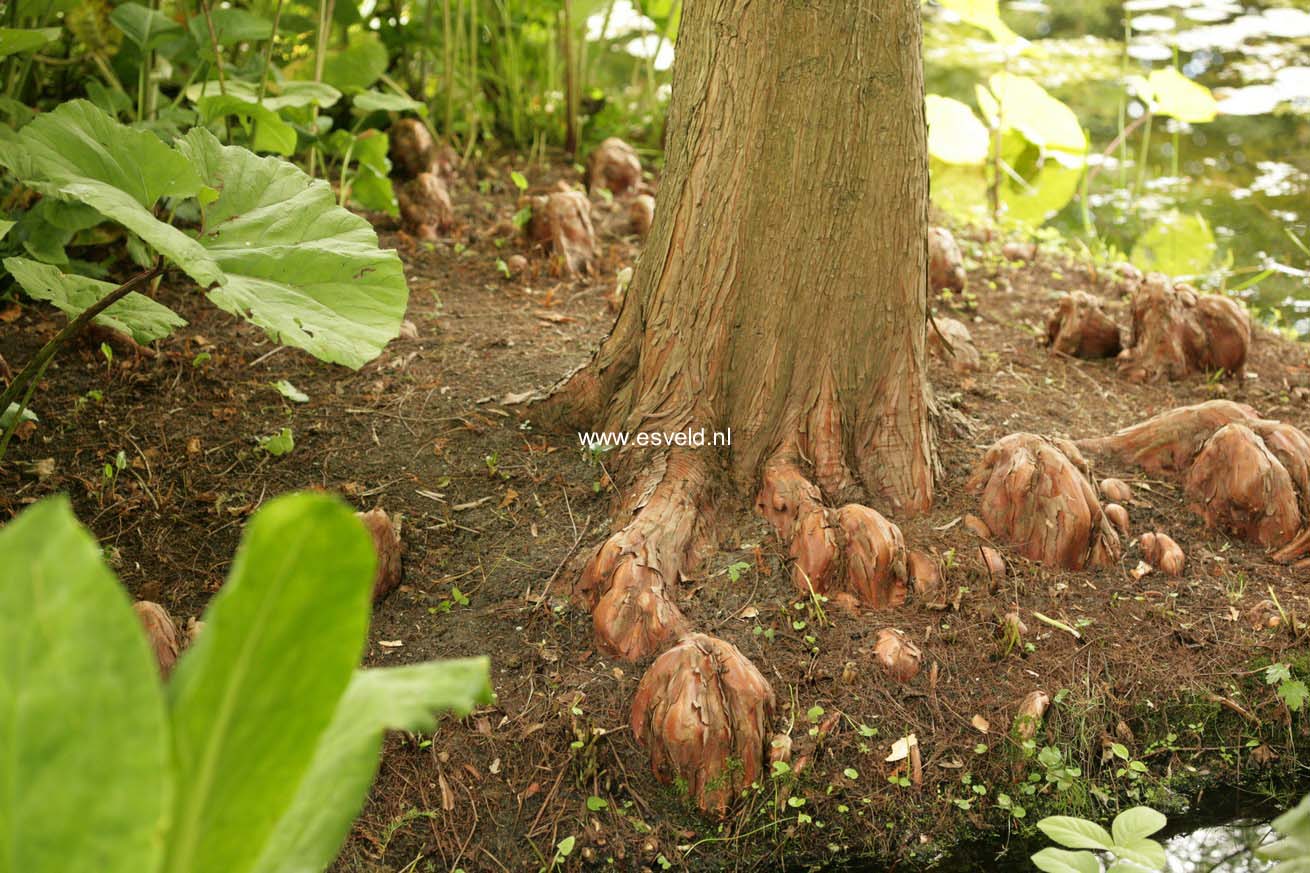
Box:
[1162,820,1273,872]
[928,0,1310,335]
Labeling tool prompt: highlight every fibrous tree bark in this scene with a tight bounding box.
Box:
[533,0,934,815]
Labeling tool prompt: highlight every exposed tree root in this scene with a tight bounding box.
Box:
[526,189,597,275]
[574,452,711,661]
[586,137,644,197]
[631,633,775,817]
[1046,290,1121,359]
[133,601,180,676]
[928,226,966,294]
[1117,274,1250,383]
[928,316,981,373]
[1076,400,1259,475]
[1080,401,1310,561]
[628,194,655,237]
[1184,423,1302,550]
[756,454,908,609]
[396,173,455,240]
[358,508,403,601]
[1140,531,1185,576]
[966,433,1120,569]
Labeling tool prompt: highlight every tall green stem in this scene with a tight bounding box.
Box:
[0,261,164,466]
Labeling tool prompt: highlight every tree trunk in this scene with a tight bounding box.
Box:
[545,0,932,512]
[541,0,934,817]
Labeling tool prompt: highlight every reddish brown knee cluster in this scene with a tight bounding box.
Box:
[1117,273,1250,383]
[1046,290,1122,359]
[928,226,966,294]
[966,433,1121,570]
[1079,400,1310,565]
[389,118,456,240]
[630,634,775,817]
[526,186,597,276]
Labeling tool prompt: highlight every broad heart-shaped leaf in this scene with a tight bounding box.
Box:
[926,95,990,165]
[0,26,60,58]
[319,31,389,93]
[1038,816,1115,851]
[978,73,1087,156]
[1111,836,1166,871]
[351,89,427,116]
[197,95,298,156]
[0,218,13,241]
[1030,847,1102,873]
[110,3,182,49]
[251,659,493,873]
[177,128,408,369]
[0,100,222,286]
[1146,68,1218,123]
[0,496,171,873]
[163,492,375,873]
[1111,806,1167,845]
[5,257,186,343]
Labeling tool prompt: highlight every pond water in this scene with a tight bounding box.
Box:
[923,0,1310,335]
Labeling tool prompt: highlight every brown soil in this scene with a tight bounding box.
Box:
[3,162,1308,872]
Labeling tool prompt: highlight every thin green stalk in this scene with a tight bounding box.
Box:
[197,0,227,96]
[0,357,49,467]
[0,261,164,467]
[443,0,453,139]
[257,0,287,103]
[1134,111,1154,197]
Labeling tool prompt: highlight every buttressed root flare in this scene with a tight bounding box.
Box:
[756,455,909,610]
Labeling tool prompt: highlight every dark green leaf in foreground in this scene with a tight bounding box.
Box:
[0,497,171,873]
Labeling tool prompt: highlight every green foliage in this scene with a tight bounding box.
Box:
[0,101,409,369]
[1033,807,1167,873]
[1265,663,1308,713]
[1130,211,1217,278]
[5,257,186,342]
[258,427,295,456]
[1258,793,1310,873]
[0,492,492,873]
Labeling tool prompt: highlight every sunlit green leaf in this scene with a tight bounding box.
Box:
[0,496,171,873]
[5,257,185,343]
[1113,836,1166,871]
[1146,68,1218,123]
[187,8,273,49]
[1037,816,1115,851]
[937,0,1026,46]
[250,659,492,873]
[978,73,1087,155]
[1030,847,1101,873]
[271,380,308,403]
[1131,210,1217,277]
[1112,807,1167,845]
[926,95,990,165]
[163,492,374,873]
[185,80,342,112]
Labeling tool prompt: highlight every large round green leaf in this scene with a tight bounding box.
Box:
[0,496,171,873]
[1131,210,1217,277]
[978,73,1087,156]
[177,128,409,369]
[5,257,186,343]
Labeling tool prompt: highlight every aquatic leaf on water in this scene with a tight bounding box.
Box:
[1131,210,1217,277]
[1134,67,1219,123]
